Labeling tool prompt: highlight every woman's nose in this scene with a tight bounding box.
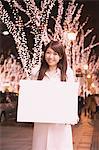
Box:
[49,53,53,58]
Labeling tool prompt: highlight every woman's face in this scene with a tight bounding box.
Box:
[45,47,61,68]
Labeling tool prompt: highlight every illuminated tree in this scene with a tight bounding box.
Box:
[0,0,99,92]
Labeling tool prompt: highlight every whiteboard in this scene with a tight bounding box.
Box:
[17,80,79,124]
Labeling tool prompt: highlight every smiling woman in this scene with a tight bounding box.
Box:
[30,40,77,150]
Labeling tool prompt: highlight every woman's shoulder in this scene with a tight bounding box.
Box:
[66,65,75,82]
[67,65,74,75]
[31,64,41,79]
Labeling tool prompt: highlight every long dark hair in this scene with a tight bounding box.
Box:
[37,40,67,81]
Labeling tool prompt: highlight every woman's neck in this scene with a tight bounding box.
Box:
[46,66,57,77]
[48,66,57,72]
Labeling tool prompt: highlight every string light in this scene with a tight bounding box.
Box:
[0,0,99,91]
[2,30,9,35]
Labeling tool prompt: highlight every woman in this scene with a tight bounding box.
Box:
[32,40,77,150]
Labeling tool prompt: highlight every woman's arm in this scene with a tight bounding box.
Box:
[66,66,75,82]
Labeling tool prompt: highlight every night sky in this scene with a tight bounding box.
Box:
[0,0,99,57]
[76,0,99,56]
[77,0,99,41]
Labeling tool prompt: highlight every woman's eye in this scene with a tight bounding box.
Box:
[46,51,58,56]
[46,51,50,54]
[53,52,58,55]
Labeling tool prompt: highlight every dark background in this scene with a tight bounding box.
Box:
[0,0,99,58]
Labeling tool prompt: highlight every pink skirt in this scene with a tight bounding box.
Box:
[32,123,73,150]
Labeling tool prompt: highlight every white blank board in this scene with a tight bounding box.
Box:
[17,80,79,124]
